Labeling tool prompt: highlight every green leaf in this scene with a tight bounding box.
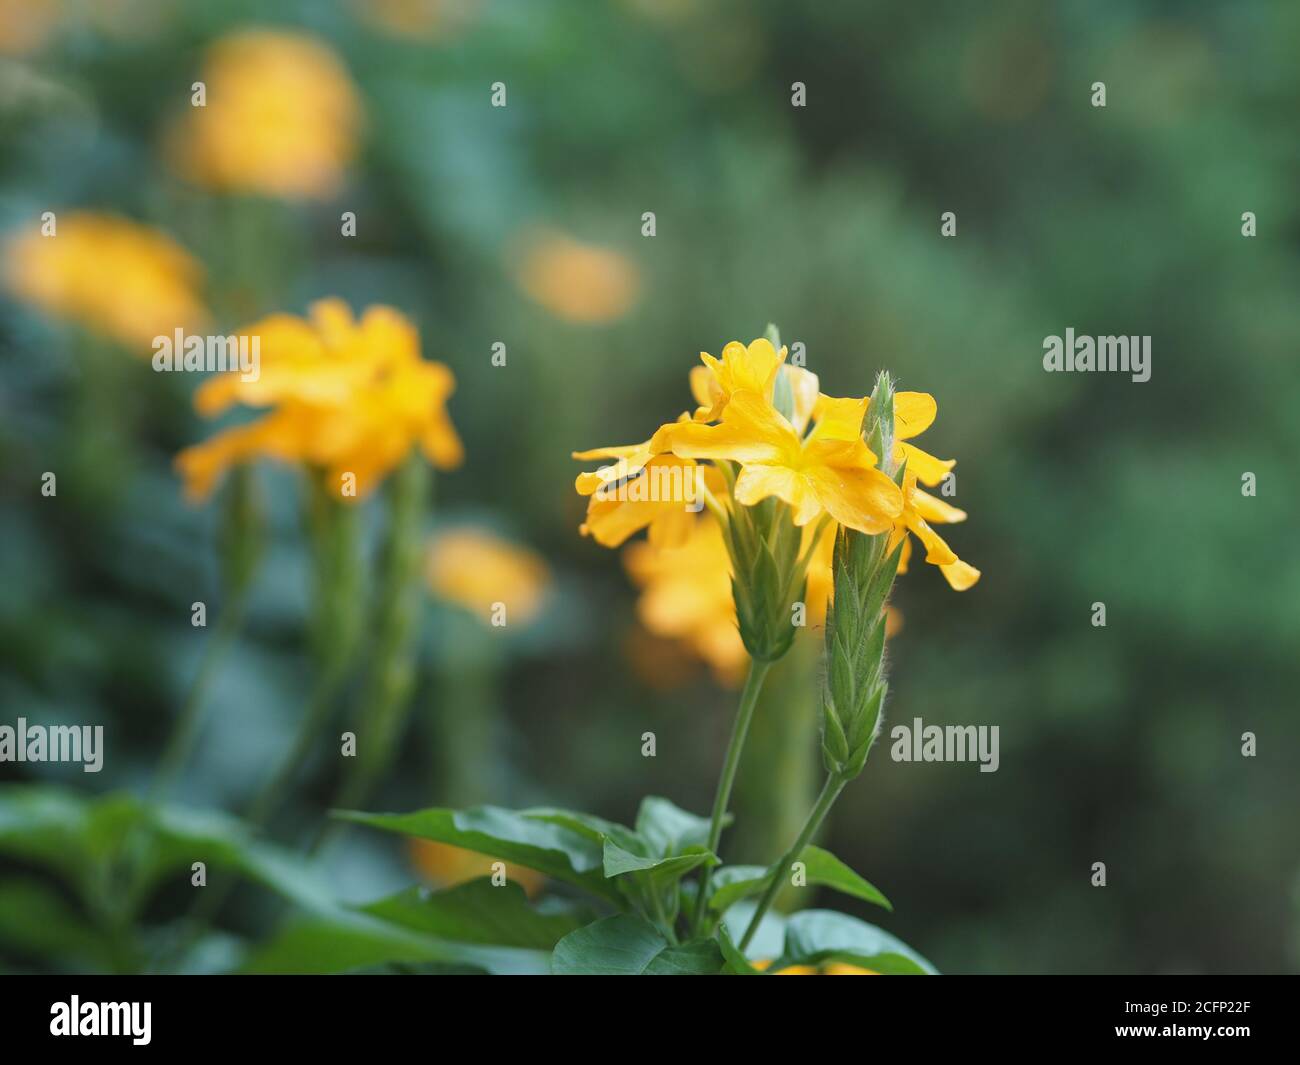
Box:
[798,846,892,910]
[634,796,716,857]
[719,901,787,961]
[242,908,550,975]
[0,878,118,969]
[708,847,890,912]
[335,805,619,903]
[361,879,593,950]
[522,807,642,853]
[0,787,335,915]
[715,924,759,975]
[551,914,724,975]
[772,910,936,974]
[601,840,716,890]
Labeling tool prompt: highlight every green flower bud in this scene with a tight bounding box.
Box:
[818,522,902,781]
[724,497,805,663]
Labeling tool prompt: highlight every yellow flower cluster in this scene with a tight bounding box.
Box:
[176,299,462,502]
[573,337,978,671]
[3,212,208,349]
[166,29,361,201]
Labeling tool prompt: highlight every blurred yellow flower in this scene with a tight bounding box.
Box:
[166,29,361,200]
[0,0,58,54]
[623,517,747,685]
[512,229,640,324]
[754,958,878,975]
[426,528,550,626]
[409,839,544,898]
[3,212,207,349]
[355,0,481,40]
[176,299,462,502]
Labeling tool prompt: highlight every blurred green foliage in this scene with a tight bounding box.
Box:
[1,0,1297,973]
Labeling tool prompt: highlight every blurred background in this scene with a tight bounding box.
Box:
[1,0,1298,974]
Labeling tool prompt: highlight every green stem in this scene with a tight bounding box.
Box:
[739,772,846,952]
[149,593,248,800]
[310,458,428,854]
[689,658,772,934]
[245,484,364,828]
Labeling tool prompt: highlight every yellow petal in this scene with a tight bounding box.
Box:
[734,463,810,517]
[810,395,869,442]
[689,364,722,420]
[896,441,955,486]
[893,391,937,440]
[804,463,901,534]
[785,366,821,434]
[913,486,966,524]
[907,515,959,566]
[940,558,981,590]
[669,390,796,465]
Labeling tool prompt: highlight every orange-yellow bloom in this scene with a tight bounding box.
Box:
[426,528,550,626]
[512,229,640,324]
[166,30,361,200]
[176,299,461,502]
[409,839,544,898]
[891,470,980,591]
[3,212,207,349]
[0,0,58,55]
[573,430,720,549]
[623,517,747,685]
[667,390,903,535]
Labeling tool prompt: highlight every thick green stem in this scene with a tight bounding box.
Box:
[311,457,428,854]
[689,658,772,933]
[739,773,846,952]
[149,592,247,801]
[245,485,363,828]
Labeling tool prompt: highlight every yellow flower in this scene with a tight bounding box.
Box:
[176,299,462,502]
[623,517,747,685]
[573,425,721,549]
[0,0,58,55]
[689,337,782,421]
[753,958,878,975]
[409,839,544,898]
[512,228,640,324]
[883,390,956,486]
[166,30,361,200]
[891,470,981,591]
[873,391,979,590]
[3,212,207,349]
[667,389,903,535]
[426,528,550,626]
